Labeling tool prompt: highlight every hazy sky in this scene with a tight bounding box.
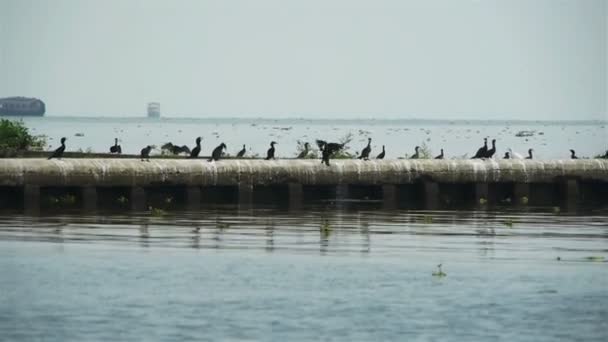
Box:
[1,0,606,119]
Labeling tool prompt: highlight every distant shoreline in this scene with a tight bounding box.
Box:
[12,115,607,126]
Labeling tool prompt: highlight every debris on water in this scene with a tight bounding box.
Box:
[432,264,446,277]
[585,256,605,262]
[74,133,84,137]
[515,130,535,137]
[502,219,514,228]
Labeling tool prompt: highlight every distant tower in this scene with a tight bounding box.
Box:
[147,102,160,118]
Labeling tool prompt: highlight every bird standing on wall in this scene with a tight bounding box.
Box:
[434,149,444,159]
[208,143,226,162]
[297,142,310,159]
[358,138,372,160]
[189,137,202,158]
[140,145,152,161]
[48,137,67,160]
[109,138,122,154]
[570,149,578,159]
[411,146,420,159]
[525,149,533,159]
[236,144,246,158]
[376,145,385,159]
[472,138,488,159]
[266,141,277,160]
[503,152,510,159]
[485,139,496,158]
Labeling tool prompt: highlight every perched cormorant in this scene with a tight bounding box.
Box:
[434,149,444,160]
[317,140,345,166]
[472,138,488,159]
[48,137,67,160]
[265,141,277,160]
[109,138,122,154]
[485,139,496,158]
[161,142,190,155]
[140,145,152,161]
[411,146,420,159]
[503,152,510,159]
[525,148,533,159]
[189,137,202,158]
[208,143,226,161]
[570,149,578,159]
[358,138,372,160]
[297,142,310,159]
[236,144,246,158]
[376,145,385,159]
[602,150,608,159]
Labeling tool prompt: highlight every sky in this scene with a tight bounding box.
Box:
[0,0,606,120]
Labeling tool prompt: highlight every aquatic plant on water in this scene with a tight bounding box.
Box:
[149,206,168,217]
[0,119,46,155]
[432,264,447,277]
[502,219,514,228]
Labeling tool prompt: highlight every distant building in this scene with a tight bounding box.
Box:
[147,102,161,118]
[0,97,46,116]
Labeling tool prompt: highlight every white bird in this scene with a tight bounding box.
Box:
[508,148,523,159]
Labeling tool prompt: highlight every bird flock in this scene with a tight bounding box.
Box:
[46,136,608,163]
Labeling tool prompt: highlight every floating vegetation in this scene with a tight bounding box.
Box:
[479,197,487,205]
[421,215,433,224]
[116,196,129,205]
[585,256,605,262]
[520,196,529,205]
[432,264,446,277]
[502,219,514,228]
[320,220,332,238]
[217,222,231,229]
[515,130,535,137]
[552,206,561,213]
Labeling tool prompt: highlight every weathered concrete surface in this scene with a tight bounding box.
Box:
[0,159,607,187]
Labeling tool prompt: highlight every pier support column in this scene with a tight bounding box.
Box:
[513,183,530,205]
[185,186,201,210]
[82,186,97,211]
[238,183,253,209]
[562,179,579,211]
[382,184,397,210]
[423,181,439,210]
[130,187,146,211]
[474,183,489,206]
[288,183,303,210]
[24,185,40,215]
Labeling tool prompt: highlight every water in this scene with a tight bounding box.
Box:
[19,116,608,159]
[1,206,607,341]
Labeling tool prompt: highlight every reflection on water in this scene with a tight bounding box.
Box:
[1,205,607,341]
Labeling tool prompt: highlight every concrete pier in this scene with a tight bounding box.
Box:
[0,158,606,211]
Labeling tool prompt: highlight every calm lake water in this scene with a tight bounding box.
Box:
[19,116,608,159]
[1,205,607,341]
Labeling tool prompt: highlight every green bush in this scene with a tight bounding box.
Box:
[0,119,46,152]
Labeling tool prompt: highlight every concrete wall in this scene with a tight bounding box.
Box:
[1,159,607,187]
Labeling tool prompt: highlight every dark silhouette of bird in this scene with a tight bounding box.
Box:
[236,144,246,158]
[208,143,226,161]
[48,137,67,160]
[485,139,496,158]
[297,142,310,159]
[161,142,190,155]
[525,148,533,159]
[434,149,444,159]
[140,145,152,161]
[602,150,608,159]
[189,137,202,158]
[411,146,420,159]
[570,149,578,159]
[376,145,385,159]
[472,138,488,159]
[503,152,510,159]
[358,138,372,160]
[265,141,277,160]
[317,140,345,166]
[109,138,122,154]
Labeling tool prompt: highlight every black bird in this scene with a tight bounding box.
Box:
[297,142,310,159]
[48,137,67,160]
[265,141,277,160]
[358,138,372,160]
[411,146,420,159]
[485,139,496,158]
[503,152,510,159]
[161,142,190,155]
[189,137,202,158]
[140,145,152,161]
[376,145,385,159]
[236,144,246,158]
[472,138,488,159]
[109,138,122,154]
[525,148,533,159]
[434,149,444,159]
[317,140,345,166]
[601,150,608,159]
[208,143,226,161]
[570,149,578,159]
